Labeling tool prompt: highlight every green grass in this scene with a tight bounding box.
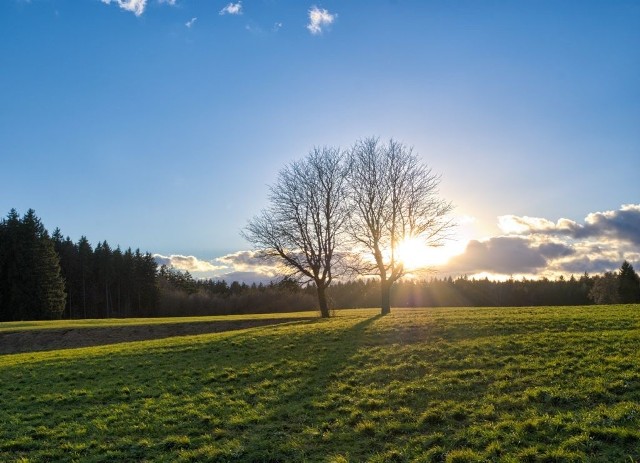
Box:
[1,305,639,462]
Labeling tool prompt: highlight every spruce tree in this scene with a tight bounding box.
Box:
[0,209,66,320]
[618,261,640,303]
[0,210,21,320]
[76,236,93,318]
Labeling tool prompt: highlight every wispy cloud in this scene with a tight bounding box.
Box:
[273,22,283,32]
[219,1,242,15]
[101,0,147,16]
[307,6,336,35]
[158,0,176,5]
[185,17,197,28]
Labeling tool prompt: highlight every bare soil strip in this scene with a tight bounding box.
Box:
[0,317,313,355]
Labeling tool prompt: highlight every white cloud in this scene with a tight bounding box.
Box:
[185,17,197,28]
[153,254,225,273]
[155,204,639,283]
[101,0,176,15]
[219,1,242,15]
[273,22,283,32]
[153,250,281,283]
[440,204,640,279]
[307,6,336,35]
[101,0,147,16]
[216,250,280,276]
[498,215,556,234]
[498,204,640,247]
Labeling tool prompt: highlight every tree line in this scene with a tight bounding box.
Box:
[51,231,159,319]
[155,262,640,315]
[0,208,158,321]
[1,207,638,321]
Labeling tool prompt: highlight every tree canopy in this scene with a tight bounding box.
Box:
[243,147,349,317]
[347,137,453,314]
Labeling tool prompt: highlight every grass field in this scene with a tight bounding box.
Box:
[1,305,639,462]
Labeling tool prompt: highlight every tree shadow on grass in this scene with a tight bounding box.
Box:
[233,314,384,461]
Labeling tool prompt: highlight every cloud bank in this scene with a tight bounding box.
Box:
[154,250,279,284]
[307,6,336,35]
[441,204,640,279]
[153,254,225,273]
[499,204,640,246]
[155,205,638,284]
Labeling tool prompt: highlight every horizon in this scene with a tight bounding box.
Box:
[2,0,639,284]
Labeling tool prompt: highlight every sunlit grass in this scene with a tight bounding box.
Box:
[1,305,639,462]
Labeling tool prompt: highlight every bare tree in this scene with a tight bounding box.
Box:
[347,137,453,315]
[242,147,349,317]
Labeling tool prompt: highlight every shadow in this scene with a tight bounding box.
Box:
[236,313,383,459]
[0,317,317,355]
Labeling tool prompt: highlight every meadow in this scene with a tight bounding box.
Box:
[1,305,639,462]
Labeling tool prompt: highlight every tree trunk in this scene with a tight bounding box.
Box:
[380,280,391,315]
[317,284,330,318]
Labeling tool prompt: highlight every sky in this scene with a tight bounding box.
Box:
[1,0,639,283]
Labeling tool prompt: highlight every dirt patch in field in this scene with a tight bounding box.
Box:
[0,317,313,355]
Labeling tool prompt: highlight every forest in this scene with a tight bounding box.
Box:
[0,208,638,321]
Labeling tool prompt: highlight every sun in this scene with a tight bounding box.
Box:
[396,237,459,271]
[396,238,434,271]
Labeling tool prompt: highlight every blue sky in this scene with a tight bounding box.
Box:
[1,0,639,281]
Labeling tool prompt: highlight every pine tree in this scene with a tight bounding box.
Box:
[77,236,93,318]
[618,261,640,303]
[0,210,21,321]
[94,241,113,318]
[0,209,65,320]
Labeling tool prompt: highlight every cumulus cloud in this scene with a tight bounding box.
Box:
[537,242,575,259]
[307,6,336,35]
[499,204,640,246]
[216,250,279,274]
[101,0,175,15]
[155,205,638,283]
[152,250,282,283]
[445,237,547,275]
[185,17,197,28]
[557,257,621,275]
[101,0,147,16]
[153,254,225,273]
[442,204,639,279]
[219,1,242,15]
